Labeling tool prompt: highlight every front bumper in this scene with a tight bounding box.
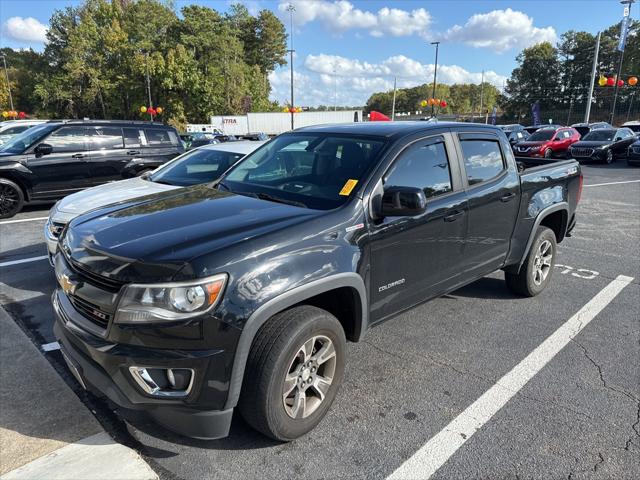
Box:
[53,289,234,439]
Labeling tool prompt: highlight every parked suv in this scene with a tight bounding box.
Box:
[569,128,636,163]
[0,120,183,218]
[53,122,581,441]
[514,127,580,158]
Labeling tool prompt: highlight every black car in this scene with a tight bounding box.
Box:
[52,122,582,441]
[240,132,269,141]
[626,139,640,165]
[0,120,183,218]
[570,121,613,137]
[569,127,636,164]
[497,124,530,147]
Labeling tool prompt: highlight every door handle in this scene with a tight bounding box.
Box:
[71,153,86,159]
[127,150,140,155]
[500,192,516,202]
[444,210,464,222]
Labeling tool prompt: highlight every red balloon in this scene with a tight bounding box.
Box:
[618,79,625,87]
[147,107,156,116]
[440,100,447,108]
[607,77,615,86]
[18,111,26,119]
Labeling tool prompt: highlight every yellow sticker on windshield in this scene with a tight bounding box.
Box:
[339,179,358,196]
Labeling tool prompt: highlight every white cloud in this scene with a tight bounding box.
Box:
[2,17,48,44]
[270,53,507,107]
[277,1,431,37]
[441,8,556,53]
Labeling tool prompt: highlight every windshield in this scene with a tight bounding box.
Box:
[222,133,386,210]
[149,148,248,186]
[583,130,615,141]
[0,123,59,154]
[528,129,555,141]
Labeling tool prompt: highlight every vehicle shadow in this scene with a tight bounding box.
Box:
[0,244,49,263]
[449,276,520,300]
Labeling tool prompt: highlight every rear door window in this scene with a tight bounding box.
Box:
[144,129,177,146]
[87,126,124,150]
[123,128,145,148]
[459,138,505,185]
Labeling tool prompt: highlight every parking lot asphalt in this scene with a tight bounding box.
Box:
[0,163,638,480]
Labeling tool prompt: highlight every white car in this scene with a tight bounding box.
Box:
[0,119,47,145]
[45,140,266,259]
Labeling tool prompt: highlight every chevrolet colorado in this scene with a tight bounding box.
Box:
[52,122,582,441]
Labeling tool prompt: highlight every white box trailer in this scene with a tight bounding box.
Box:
[209,116,250,136]
[207,110,362,136]
[247,111,362,135]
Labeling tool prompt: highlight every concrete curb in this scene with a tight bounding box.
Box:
[1,432,157,480]
[0,307,157,480]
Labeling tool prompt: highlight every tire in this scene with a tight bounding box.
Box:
[505,226,557,297]
[544,148,553,158]
[0,178,25,219]
[238,305,346,441]
[605,149,614,164]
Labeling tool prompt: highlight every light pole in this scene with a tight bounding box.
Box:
[0,54,14,112]
[610,0,634,124]
[287,4,295,130]
[430,41,440,117]
[144,51,154,121]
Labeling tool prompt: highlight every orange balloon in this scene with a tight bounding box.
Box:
[629,76,638,86]
[156,107,163,114]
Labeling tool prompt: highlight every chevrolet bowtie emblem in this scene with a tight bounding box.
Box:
[59,274,78,296]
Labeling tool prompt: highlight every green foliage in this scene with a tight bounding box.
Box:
[365,82,500,117]
[1,0,287,122]
[501,20,640,122]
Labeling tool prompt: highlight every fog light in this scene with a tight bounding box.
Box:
[129,366,194,398]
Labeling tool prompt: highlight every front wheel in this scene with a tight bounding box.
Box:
[605,149,614,164]
[505,226,557,297]
[0,178,25,219]
[238,305,346,441]
[544,148,553,158]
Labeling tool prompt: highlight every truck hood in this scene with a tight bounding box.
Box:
[63,185,321,283]
[54,177,180,222]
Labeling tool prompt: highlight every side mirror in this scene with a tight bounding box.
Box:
[380,186,427,217]
[35,143,53,156]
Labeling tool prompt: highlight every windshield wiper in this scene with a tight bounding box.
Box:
[245,191,308,208]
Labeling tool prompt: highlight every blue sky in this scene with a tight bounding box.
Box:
[0,0,627,106]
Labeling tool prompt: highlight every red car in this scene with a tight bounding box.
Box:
[514,127,581,158]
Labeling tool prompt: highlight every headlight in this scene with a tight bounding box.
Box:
[114,273,227,324]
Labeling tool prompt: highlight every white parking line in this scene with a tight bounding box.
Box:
[0,255,49,268]
[583,179,640,187]
[387,274,635,480]
[0,216,48,225]
[41,341,60,352]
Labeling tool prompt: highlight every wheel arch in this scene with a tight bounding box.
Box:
[515,202,568,272]
[223,273,367,410]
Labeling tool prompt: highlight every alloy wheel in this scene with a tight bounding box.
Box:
[532,239,553,286]
[0,184,20,217]
[282,335,337,419]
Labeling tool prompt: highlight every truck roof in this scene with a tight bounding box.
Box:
[294,121,500,138]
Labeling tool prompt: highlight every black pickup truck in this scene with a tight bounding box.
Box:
[52,122,581,441]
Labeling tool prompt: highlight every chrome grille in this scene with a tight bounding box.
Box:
[517,146,531,153]
[632,146,640,154]
[571,147,594,157]
[48,221,65,239]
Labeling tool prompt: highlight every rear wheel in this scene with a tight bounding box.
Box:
[505,226,556,297]
[0,178,24,219]
[239,305,346,441]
